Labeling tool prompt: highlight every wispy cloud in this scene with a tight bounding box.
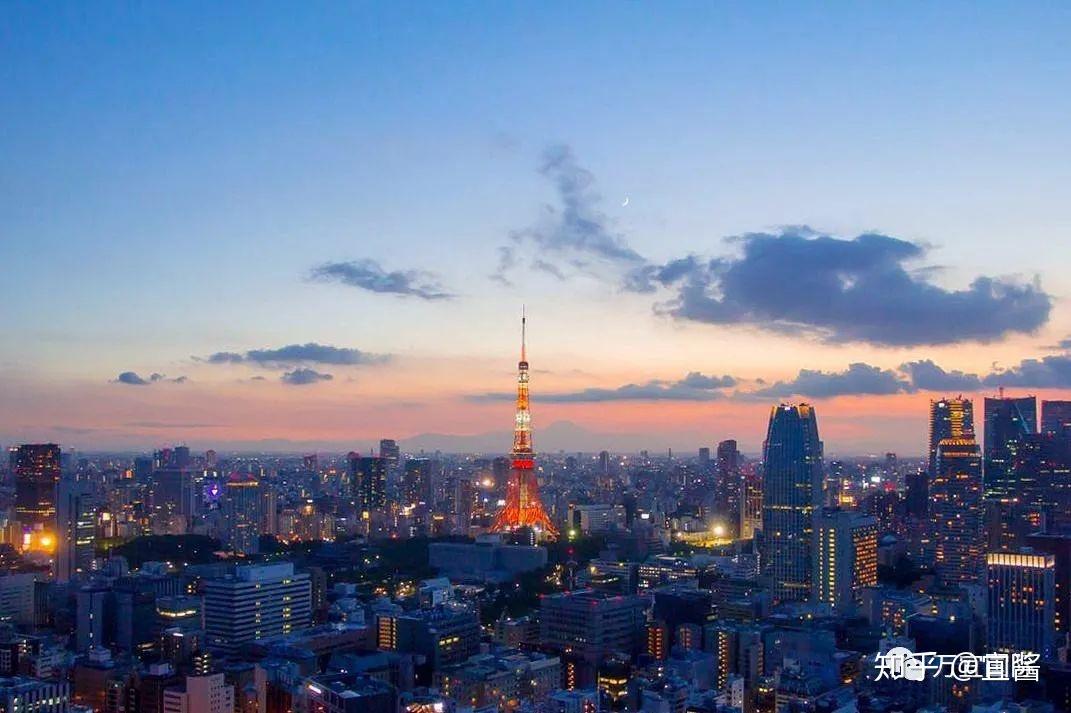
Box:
[309,259,453,300]
[497,144,643,283]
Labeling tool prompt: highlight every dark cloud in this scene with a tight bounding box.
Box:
[280,368,334,385]
[900,360,982,391]
[625,256,701,294]
[201,343,387,367]
[205,352,244,364]
[1046,337,1071,351]
[983,354,1071,388]
[309,259,453,300]
[113,371,187,386]
[638,229,1051,347]
[754,363,913,398]
[498,144,643,282]
[246,344,384,366]
[678,371,737,389]
[114,371,150,385]
[900,354,1071,391]
[470,371,736,403]
[467,351,1071,404]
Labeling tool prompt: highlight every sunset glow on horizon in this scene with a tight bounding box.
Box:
[3,3,1070,455]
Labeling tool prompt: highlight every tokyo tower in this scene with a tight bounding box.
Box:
[490,310,558,539]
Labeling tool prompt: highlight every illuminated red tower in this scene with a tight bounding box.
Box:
[491,310,558,538]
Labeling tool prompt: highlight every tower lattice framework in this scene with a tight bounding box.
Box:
[490,310,558,538]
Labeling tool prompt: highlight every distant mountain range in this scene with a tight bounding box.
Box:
[43,420,713,456]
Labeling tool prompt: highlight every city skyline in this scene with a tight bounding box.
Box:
[5,6,1071,711]
[4,3,1071,454]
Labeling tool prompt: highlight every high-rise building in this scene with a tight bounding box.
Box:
[740,462,763,540]
[14,444,61,546]
[930,438,985,585]
[0,573,37,627]
[171,446,192,470]
[698,447,711,467]
[1026,533,1071,638]
[376,604,480,670]
[986,551,1056,660]
[0,677,70,712]
[1042,400,1071,438]
[76,583,110,652]
[920,396,974,522]
[135,663,182,713]
[403,459,434,508]
[646,620,669,660]
[491,456,510,490]
[349,455,387,515]
[134,456,154,480]
[222,475,264,555]
[55,479,97,583]
[716,439,741,536]
[1008,431,1071,533]
[598,451,610,477]
[491,312,557,538]
[540,589,647,662]
[813,508,878,611]
[447,476,474,534]
[203,563,311,655]
[929,398,975,476]
[984,395,1037,500]
[905,468,929,518]
[379,438,401,465]
[149,468,197,524]
[760,404,824,603]
[154,448,172,470]
[155,595,203,635]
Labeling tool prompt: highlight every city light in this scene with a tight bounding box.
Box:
[2,6,1066,711]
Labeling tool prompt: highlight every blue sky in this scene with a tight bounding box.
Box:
[2,3,1070,452]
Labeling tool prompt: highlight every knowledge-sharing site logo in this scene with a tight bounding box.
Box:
[875,647,1039,683]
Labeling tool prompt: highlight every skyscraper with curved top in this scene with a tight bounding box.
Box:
[760,404,824,603]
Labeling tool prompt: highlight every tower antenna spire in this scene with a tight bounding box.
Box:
[491,306,558,539]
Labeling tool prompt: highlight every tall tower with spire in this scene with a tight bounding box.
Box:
[491,309,558,538]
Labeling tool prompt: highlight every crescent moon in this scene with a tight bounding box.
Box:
[621,197,630,207]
